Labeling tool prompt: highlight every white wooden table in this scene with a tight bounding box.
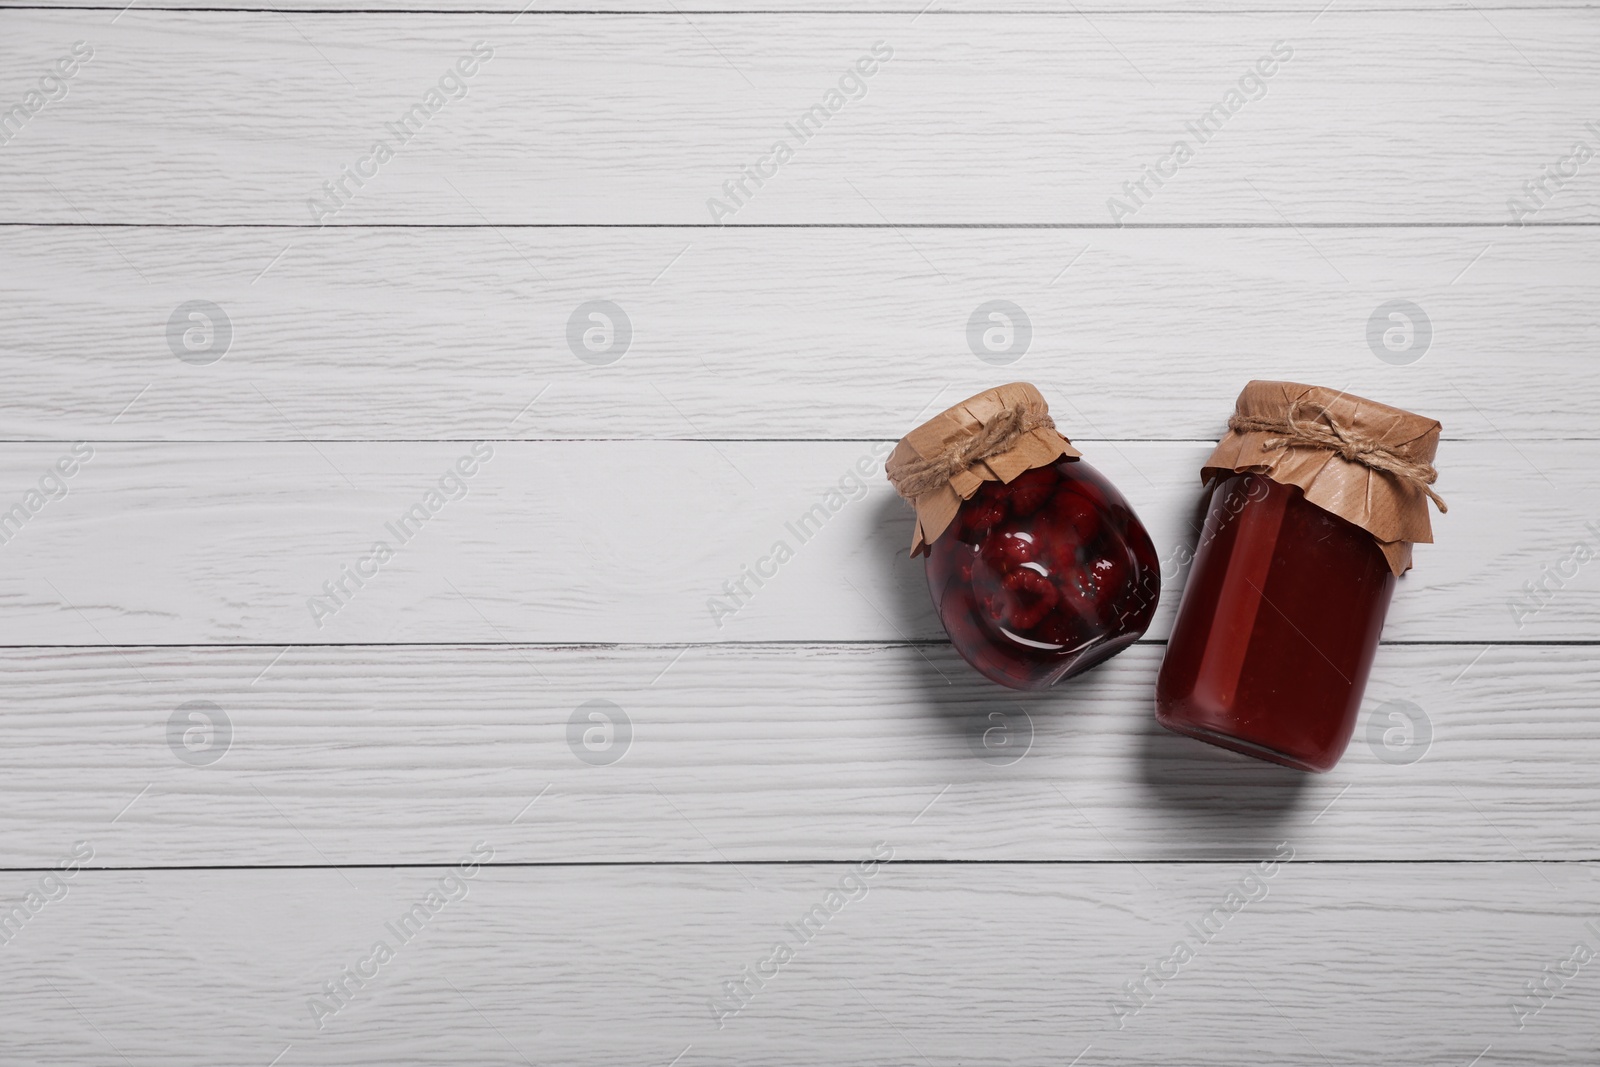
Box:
[1,1,1597,1063]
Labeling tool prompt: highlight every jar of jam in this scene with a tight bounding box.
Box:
[887,384,1160,690]
[1156,381,1447,772]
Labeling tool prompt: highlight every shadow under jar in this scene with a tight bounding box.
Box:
[1155,381,1447,773]
[887,383,1160,692]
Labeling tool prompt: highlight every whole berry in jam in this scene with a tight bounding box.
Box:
[924,458,1159,690]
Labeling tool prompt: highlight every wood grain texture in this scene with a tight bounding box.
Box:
[0,643,1594,867]
[0,863,1594,1065]
[1,12,1596,223]
[0,440,1587,644]
[4,1,1593,10]
[2,225,1593,442]
[1,1,1596,1057]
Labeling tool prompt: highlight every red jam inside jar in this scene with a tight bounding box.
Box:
[926,459,1160,690]
[1154,381,1445,774]
[1155,474,1397,772]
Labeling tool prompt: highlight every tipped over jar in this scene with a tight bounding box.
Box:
[1155,381,1447,772]
[887,383,1160,690]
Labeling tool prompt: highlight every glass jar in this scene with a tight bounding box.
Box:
[887,383,1159,691]
[926,458,1160,690]
[1155,382,1445,772]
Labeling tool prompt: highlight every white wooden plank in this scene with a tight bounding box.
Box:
[0,863,1592,1064]
[0,440,1589,644]
[3,224,1593,441]
[4,0,1590,10]
[0,643,1594,867]
[1,12,1597,223]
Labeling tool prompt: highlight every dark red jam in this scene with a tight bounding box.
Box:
[1156,473,1396,772]
[925,459,1160,690]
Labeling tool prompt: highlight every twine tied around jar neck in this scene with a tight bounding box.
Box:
[1228,402,1448,514]
[887,382,1079,556]
[1203,380,1444,576]
[888,404,1058,501]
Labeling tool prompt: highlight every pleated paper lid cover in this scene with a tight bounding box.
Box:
[886,383,1080,556]
[1203,380,1445,575]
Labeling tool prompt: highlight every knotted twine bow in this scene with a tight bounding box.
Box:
[1203,381,1444,576]
[1228,401,1448,514]
[888,404,1058,501]
[886,382,1079,555]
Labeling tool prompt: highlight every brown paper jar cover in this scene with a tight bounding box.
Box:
[885,382,1080,556]
[1202,380,1444,575]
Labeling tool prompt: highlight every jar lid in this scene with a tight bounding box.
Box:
[886,382,1080,556]
[1203,380,1445,575]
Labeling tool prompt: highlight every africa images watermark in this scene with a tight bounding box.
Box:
[0,40,93,147]
[1108,40,1294,225]
[306,42,495,226]
[307,442,495,628]
[1155,472,1271,593]
[1508,918,1600,1031]
[1107,841,1295,1029]
[706,41,894,224]
[307,842,494,1030]
[0,841,94,950]
[1506,121,1599,227]
[1508,519,1599,630]
[0,443,95,550]
[708,841,895,1029]
[706,440,893,629]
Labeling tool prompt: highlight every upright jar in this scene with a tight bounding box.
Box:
[888,383,1160,690]
[1155,381,1446,772]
